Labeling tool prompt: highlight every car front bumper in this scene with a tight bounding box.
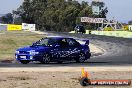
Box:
[15,54,42,61]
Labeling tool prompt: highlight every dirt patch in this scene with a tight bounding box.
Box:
[89,44,105,57]
[7,76,34,81]
[0,60,13,63]
[0,71,131,88]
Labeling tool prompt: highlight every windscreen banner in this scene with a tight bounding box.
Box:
[22,23,36,31]
[81,17,104,23]
[7,24,22,31]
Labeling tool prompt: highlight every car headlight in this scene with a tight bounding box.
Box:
[29,50,39,55]
[15,51,19,54]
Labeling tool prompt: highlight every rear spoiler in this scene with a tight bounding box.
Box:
[76,39,89,45]
[85,40,89,45]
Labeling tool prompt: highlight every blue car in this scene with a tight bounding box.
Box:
[15,37,91,64]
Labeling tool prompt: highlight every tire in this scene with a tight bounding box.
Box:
[82,31,86,34]
[80,77,90,86]
[20,60,30,64]
[40,54,51,64]
[75,30,78,33]
[57,61,63,64]
[76,52,86,63]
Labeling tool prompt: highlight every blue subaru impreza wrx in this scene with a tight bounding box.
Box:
[15,36,91,64]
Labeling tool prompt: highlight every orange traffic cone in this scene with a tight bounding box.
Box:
[81,67,90,78]
[81,67,85,77]
[80,68,91,86]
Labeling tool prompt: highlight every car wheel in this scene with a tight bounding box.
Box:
[57,61,63,64]
[20,60,30,64]
[41,54,51,64]
[76,53,86,63]
[82,31,85,34]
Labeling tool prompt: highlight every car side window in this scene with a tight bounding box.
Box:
[58,39,68,47]
[48,38,58,46]
[38,39,48,46]
[66,38,79,47]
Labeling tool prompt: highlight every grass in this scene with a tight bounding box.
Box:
[0,31,44,61]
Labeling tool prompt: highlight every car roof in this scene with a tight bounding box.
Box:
[46,36,73,40]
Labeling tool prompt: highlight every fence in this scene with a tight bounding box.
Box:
[0,24,7,31]
[69,30,132,38]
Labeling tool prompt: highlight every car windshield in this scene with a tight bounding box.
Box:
[33,38,58,47]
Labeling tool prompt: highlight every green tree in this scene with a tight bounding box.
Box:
[92,1,108,18]
[15,0,95,31]
[128,20,132,25]
[1,13,13,23]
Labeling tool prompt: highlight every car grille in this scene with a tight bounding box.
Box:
[19,51,29,54]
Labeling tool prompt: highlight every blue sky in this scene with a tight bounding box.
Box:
[0,0,23,14]
[0,0,132,23]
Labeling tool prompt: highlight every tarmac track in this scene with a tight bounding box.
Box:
[0,32,132,68]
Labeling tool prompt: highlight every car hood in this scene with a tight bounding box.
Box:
[17,46,50,51]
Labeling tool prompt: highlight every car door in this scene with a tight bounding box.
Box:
[65,38,81,59]
[51,38,69,61]
[50,44,62,60]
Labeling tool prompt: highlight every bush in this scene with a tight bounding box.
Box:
[104,27,113,31]
[123,25,129,31]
